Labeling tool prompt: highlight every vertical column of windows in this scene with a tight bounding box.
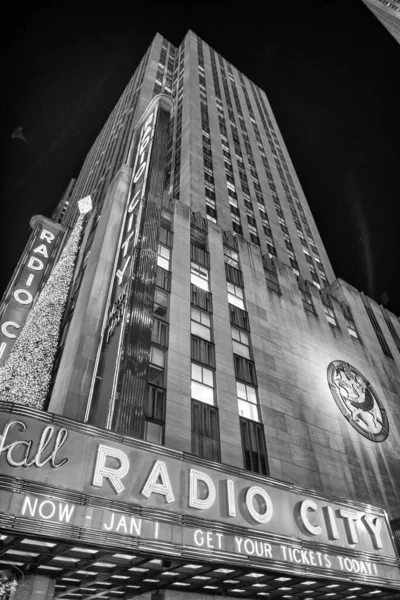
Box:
[209,49,242,234]
[197,38,217,223]
[223,236,268,475]
[153,40,175,98]
[226,63,262,246]
[237,72,301,275]
[362,295,393,359]
[171,45,184,201]
[251,81,328,287]
[190,212,221,462]
[220,56,264,244]
[146,208,174,444]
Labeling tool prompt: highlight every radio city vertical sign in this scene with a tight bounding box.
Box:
[0,216,65,365]
[103,104,158,344]
[86,96,173,432]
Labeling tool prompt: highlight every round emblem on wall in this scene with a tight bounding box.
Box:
[327,361,389,442]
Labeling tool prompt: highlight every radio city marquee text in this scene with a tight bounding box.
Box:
[0,226,58,361]
[0,419,385,569]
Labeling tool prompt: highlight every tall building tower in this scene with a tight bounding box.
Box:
[362,0,400,43]
[1,31,400,600]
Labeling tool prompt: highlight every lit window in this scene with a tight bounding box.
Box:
[149,346,165,387]
[237,382,259,421]
[324,305,338,327]
[231,214,241,227]
[191,262,209,291]
[157,244,170,270]
[191,363,214,405]
[227,283,245,309]
[232,328,250,358]
[224,247,239,268]
[191,308,211,341]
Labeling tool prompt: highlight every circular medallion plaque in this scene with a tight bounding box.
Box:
[327,361,389,442]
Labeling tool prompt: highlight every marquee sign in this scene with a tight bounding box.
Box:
[0,405,399,588]
[0,217,65,365]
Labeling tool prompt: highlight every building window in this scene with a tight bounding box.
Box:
[191,363,214,405]
[148,346,165,387]
[265,268,281,295]
[192,400,221,462]
[153,288,168,320]
[227,282,245,309]
[224,247,239,268]
[157,244,170,270]
[323,304,338,328]
[191,262,210,291]
[151,319,168,347]
[345,316,359,339]
[237,382,259,421]
[145,386,165,445]
[300,288,315,314]
[240,418,268,475]
[191,308,211,341]
[232,327,250,358]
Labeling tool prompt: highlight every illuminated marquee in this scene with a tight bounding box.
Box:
[0,412,394,562]
[0,217,65,364]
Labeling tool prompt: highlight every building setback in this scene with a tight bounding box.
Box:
[0,30,400,600]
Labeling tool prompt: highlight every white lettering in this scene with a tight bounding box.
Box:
[128,189,141,213]
[324,505,339,539]
[116,515,128,533]
[40,229,55,244]
[189,469,216,510]
[26,273,34,287]
[130,518,142,536]
[226,479,236,517]
[39,500,56,520]
[339,508,360,544]
[141,460,175,503]
[245,486,273,524]
[362,514,383,549]
[0,342,6,359]
[133,161,146,183]
[14,289,33,305]
[33,244,49,258]
[103,512,115,531]
[299,499,322,536]
[115,256,131,285]
[21,495,38,518]
[1,321,20,339]
[93,444,130,494]
[235,536,243,553]
[0,421,68,469]
[194,529,204,547]
[27,256,44,271]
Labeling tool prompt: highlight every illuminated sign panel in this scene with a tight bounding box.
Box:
[0,217,64,365]
[0,408,399,588]
[105,106,158,344]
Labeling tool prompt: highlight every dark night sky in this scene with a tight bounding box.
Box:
[1,1,399,314]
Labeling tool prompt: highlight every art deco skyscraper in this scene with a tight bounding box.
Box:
[1,30,400,600]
